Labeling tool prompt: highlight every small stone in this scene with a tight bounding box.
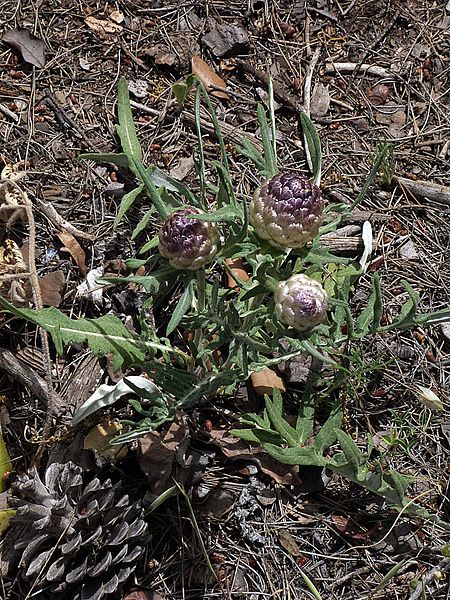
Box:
[202,22,249,57]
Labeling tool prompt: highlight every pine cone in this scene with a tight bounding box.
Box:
[250,173,324,249]
[5,462,149,599]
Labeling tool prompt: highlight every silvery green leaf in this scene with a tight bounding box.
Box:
[299,112,322,186]
[73,376,162,425]
[359,221,373,273]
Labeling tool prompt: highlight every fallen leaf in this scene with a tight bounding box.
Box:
[146,45,177,66]
[83,419,128,463]
[128,79,148,99]
[366,83,390,106]
[251,367,286,395]
[109,10,125,24]
[138,419,189,494]
[191,56,229,99]
[2,28,46,68]
[208,428,302,485]
[278,529,301,556]
[332,515,368,540]
[85,16,123,37]
[225,257,249,290]
[310,82,330,117]
[38,270,65,307]
[169,156,194,181]
[56,229,87,276]
[398,238,419,260]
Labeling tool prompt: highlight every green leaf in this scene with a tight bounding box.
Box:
[0,296,184,371]
[114,184,143,228]
[350,143,390,211]
[199,84,230,174]
[130,157,170,218]
[355,283,378,336]
[132,208,155,241]
[264,443,327,466]
[391,280,419,326]
[383,470,413,502]
[231,428,283,445]
[371,272,383,331]
[116,77,142,162]
[235,138,266,174]
[257,103,277,178]
[187,205,242,223]
[314,403,342,452]
[0,427,12,493]
[73,376,162,425]
[334,429,364,477]
[149,166,199,207]
[264,391,299,446]
[78,152,130,168]
[299,112,322,186]
[172,75,195,106]
[166,277,194,336]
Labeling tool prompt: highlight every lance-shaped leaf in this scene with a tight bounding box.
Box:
[0,296,183,371]
[116,76,142,162]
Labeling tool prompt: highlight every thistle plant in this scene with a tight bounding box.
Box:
[275,274,328,332]
[1,76,449,531]
[250,173,324,249]
[158,207,219,270]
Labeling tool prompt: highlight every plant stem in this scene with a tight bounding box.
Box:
[192,269,206,366]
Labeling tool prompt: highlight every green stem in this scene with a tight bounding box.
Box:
[192,269,206,364]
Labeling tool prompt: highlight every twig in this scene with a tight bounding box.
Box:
[0,178,64,458]
[0,349,64,417]
[35,198,96,241]
[304,47,321,118]
[0,103,19,122]
[325,62,395,79]
[44,91,102,152]
[395,176,450,205]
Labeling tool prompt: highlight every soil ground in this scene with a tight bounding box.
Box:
[0,1,450,599]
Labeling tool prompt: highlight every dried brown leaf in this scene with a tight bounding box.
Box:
[38,270,65,307]
[138,419,188,494]
[2,29,46,68]
[85,16,123,37]
[278,529,302,556]
[191,56,229,99]
[208,428,301,485]
[251,367,286,395]
[56,229,87,277]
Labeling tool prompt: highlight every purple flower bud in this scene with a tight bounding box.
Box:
[158,207,219,270]
[275,274,328,332]
[250,173,324,248]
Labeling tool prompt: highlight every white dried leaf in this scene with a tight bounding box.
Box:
[412,385,444,411]
[310,82,330,117]
[359,221,373,273]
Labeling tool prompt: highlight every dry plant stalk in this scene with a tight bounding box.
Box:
[0,170,63,457]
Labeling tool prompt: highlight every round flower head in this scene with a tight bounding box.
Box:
[250,173,324,249]
[275,274,328,332]
[159,207,219,270]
